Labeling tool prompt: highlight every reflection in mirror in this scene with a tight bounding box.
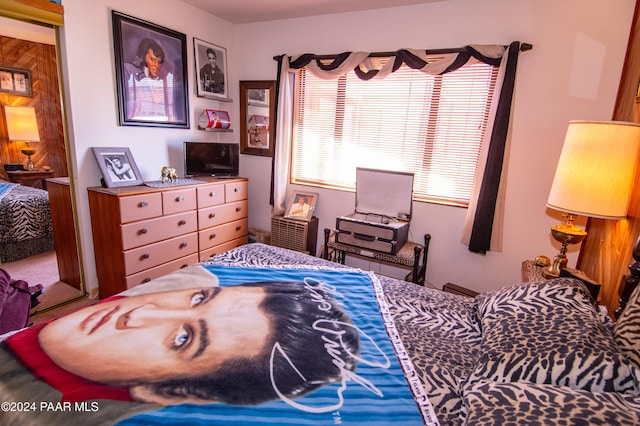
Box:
[239,80,275,157]
[0,15,85,315]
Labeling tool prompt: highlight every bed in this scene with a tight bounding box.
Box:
[1,241,640,425]
[0,182,54,263]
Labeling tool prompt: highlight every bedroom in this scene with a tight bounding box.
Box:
[2,0,640,424]
[47,0,634,307]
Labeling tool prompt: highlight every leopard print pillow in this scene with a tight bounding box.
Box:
[469,278,637,393]
[615,282,640,371]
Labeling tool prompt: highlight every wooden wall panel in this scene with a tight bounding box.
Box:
[0,34,67,177]
[577,0,640,317]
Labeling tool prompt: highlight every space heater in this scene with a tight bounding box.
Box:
[270,215,318,256]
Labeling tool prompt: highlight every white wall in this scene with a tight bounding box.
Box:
[232,0,635,292]
[58,0,635,297]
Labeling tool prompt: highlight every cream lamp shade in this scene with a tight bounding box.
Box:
[546,121,640,219]
[4,105,40,142]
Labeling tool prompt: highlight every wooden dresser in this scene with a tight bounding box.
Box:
[88,177,248,298]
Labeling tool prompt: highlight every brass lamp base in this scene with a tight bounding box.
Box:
[21,148,36,170]
[542,215,587,278]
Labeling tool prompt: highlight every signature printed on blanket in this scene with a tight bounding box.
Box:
[271,278,391,413]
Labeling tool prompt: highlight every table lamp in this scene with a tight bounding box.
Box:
[4,105,40,170]
[543,121,640,278]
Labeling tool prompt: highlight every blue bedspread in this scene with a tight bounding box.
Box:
[118,265,433,425]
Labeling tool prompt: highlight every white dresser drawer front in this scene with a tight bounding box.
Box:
[225,181,248,202]
[198,219,248,250]
[125,253,198,289]
[162,187,197,215]
[199,236,248,262]
[196,183,225,208]
[119,193,162,223]
[197,200,248,229]
[121,211,197,250]
[124,232,198,275]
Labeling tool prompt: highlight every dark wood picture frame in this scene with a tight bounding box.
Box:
[240,80,275,157]
[92,147,143,188]
[0,66,32,96]
[112,11,189,128]
[193,37,229,101]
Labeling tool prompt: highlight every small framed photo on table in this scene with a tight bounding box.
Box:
[92,147,143,188]
[284,191,318,222]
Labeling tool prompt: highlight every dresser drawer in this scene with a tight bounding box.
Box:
[225,181,248,202]
[198,200,248,229]
[162,187,197,215]
[119,193,163,223]
[198,219,248,251]
[121,211,197,250]
[196,183,225,208]
[124,232,198,275]
[125,253,199,289]
[199,236,248,262]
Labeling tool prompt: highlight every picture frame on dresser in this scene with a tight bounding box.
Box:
[92,147,143,188]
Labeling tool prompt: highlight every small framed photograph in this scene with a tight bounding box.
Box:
[92,147,143,188]
[112,11,189,128]
[0,66,32,96]
[247,88,268,107]
[193,37,229,101]
[284,191,318,222]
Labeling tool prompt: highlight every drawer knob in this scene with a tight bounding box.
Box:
[139,228,148,235]
[176,196,184,202]
[235,207,241,212]
[179,242,188,248]
[209,191,216,197]
[142,278,151,283]
[209,233,217,240]
[178,220,187,226]
[180,264,189,269]
[139,201,149,208]
[209,213,216,219]
[234,187,240,192]
[141,253,150,260]
[236,226,241,231]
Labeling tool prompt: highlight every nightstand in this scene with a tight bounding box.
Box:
[6,170,55,189]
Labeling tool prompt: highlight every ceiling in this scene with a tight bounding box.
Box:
[179,0,444,24]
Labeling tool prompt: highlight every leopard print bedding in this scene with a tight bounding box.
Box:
[207,244,640,425]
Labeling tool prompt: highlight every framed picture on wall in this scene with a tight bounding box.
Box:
[0,66,32,96]
[112,11,189,128]
[193,37,229,101]
[92,147,143,188]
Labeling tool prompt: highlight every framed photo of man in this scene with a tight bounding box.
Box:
[284,191,318,222]
[92,147,143,188]
[112,11,189,128]
[193,38,229,101]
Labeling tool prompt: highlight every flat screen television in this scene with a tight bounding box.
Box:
[184,142,239,177]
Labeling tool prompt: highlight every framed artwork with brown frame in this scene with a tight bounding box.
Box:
[92,147,143,188]
[112,11,189,128]
[284,191,318,222]
[239,80,275,157]
[0,66,32,96]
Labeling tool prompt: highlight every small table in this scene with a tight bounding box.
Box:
[6,170,55,190]
[323,228,431,285]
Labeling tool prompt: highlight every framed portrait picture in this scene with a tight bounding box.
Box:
[193,38,229,101]
[247,89,268,107]
[0,66,32,96]
[112,11,189,128]
[92,147,143,188]
[284,191,318,222]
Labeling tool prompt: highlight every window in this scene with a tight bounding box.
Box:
[291,57,499,206]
